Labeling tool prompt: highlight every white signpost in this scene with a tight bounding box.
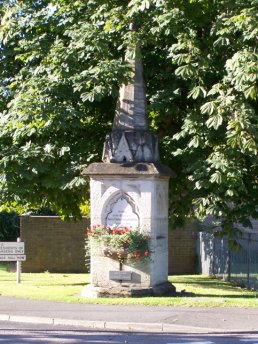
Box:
[0,238,26,283]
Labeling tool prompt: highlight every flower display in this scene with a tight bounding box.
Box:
[86,225,151,263]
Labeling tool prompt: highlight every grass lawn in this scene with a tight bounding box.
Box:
[0,263,257,307]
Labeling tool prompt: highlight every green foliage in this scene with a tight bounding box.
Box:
[28,207,57,216]
[0,0,129,218]
[0,0,257,236]
[79,200,90,218]
[0,211,19,241]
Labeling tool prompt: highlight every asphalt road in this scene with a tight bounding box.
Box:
[1,322,258,344]
[1,296,258,333]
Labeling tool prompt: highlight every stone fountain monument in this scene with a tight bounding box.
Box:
[81,34,175,297]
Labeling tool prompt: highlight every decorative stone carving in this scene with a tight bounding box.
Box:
[113,132,133,163]
[103,130,160,163]
[104,193,139,227]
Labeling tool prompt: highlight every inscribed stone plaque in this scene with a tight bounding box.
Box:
[109,271,132,281]
[106,197,139,227]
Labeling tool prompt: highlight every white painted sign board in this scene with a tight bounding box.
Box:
[0,255,26,261]
[0,239,25,283]
[0,242,24,255]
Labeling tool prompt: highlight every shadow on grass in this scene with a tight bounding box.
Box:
[171,277,250,291]
[183,293,258,299]
[152,289,257,299]
[62,282,88,287]
[21,282,90,287]
[15,280,89,288]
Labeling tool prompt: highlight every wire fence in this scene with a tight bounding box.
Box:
[198,231,258,290]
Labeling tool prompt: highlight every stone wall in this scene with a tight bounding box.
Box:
[20,216,89,273]
[20,216,196,274]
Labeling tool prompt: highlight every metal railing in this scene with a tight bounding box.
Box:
[198,231,258,290]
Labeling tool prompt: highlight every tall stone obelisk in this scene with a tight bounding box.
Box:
[81,33,175,297]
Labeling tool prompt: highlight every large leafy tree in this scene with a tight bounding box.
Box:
[0,0,257,236]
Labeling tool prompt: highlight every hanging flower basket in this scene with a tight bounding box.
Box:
[86,225,151,263]
[102,245,129,259]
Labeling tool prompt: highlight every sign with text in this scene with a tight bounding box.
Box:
[106,197,139,227]
[109,271,132,281]
[0,242,24,255]
[0,254,26,261]
[0,239,25,283]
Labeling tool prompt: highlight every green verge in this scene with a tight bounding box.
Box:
[0,263,257,307]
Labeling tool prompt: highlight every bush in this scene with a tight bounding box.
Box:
[0,211,20,241]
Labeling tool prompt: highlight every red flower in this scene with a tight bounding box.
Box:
[144,251,149,256]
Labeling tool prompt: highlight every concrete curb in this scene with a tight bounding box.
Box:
[0,313,232,334]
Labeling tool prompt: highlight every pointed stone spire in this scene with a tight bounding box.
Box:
[102,24,159,164]
[113,51,149,131]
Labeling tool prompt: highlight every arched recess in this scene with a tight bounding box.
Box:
[101,191,139,228]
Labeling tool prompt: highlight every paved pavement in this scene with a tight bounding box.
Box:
[0,296,258,334]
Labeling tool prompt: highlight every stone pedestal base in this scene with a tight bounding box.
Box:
[152,281,176,296]
[81,282,176,298]
[82,162,175,299]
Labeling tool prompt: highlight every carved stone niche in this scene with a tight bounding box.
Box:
[103,192,139,228]
[102,130,160,163]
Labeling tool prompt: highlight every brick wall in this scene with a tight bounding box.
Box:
[20,216,197,274]
[20,216,89,273]
[168,222,197,274]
